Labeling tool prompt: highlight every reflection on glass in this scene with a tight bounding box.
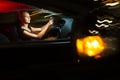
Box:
[0,3,74,44]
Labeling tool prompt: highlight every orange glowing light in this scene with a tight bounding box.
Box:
[76,36,106,57]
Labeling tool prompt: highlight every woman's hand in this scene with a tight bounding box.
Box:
[47,17,54,26]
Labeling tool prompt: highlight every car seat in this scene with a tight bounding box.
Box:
[0,33,10,43]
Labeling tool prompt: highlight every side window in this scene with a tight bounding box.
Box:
[0,2,74,44]
[29,9,73,40]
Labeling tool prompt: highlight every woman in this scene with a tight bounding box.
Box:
[17,10,54,41]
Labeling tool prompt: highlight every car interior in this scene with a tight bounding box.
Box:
[1,0,120,80]
[0,8,74,44]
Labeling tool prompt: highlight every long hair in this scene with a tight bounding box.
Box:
[17,10,30,22]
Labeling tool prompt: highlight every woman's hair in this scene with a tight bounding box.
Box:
[17,10,29,21]
[101,0,120,4]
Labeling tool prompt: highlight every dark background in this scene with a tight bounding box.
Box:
[1,0,120,80]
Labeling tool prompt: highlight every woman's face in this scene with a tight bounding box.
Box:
[22,11,31,24]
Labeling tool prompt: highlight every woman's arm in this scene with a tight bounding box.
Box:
[30,27,42,32]
[22,19,54,39]
[30,17,54,32]
[37,19,53,39]
[23,30,39,38]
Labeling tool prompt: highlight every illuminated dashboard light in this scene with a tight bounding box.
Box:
[76,36,106,58]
